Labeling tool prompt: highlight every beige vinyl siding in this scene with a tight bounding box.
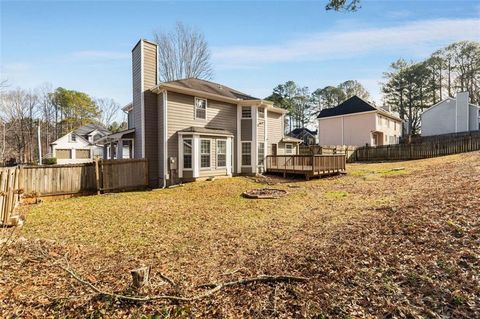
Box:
[257,118,265,142]
[267,111,283,155]
[167,91,237,177]
[132,43,142,158]
[143,43,157,89]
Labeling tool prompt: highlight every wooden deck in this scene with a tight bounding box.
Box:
[265,154,346,179]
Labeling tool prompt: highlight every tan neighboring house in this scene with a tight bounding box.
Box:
[103,39,300,187]
[317,96,402,146]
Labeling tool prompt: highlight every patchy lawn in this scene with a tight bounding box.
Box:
[1,152,479,318]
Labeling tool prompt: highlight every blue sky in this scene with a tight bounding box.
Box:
[1,0,480,109]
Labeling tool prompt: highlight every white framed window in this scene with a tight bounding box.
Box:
[387,119,390,128]
[69,134,77,142]
[258,142,265,165]
[242,106,251,119]
[195,97,207,120]
[285,143,294,155]
[241,142,251,166]
[183,139,192,169]
[200,139,211,169]
[216,140,227,168]
[377,116,382,125]
[258,107,265,119]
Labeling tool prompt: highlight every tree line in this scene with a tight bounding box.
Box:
[266,80,370,132]
[0,83,124,165]
[382,41,480,135]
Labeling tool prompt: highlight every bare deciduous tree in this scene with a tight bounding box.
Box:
[153,22,213,82]
[95,97,121,128]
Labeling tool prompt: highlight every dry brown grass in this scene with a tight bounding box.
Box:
[1,152,479,318]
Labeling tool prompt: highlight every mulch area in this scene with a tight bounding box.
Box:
[1,152,479,318]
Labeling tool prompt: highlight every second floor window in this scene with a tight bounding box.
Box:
[258,107,265,119]
[70,134,77,142]
[242,106,251,119]
[195,97,207,120]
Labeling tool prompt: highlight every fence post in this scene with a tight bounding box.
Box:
[95,158,101,195]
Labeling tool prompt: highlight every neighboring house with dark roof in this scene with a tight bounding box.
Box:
[104,39,299,187]
[317,95,402,146]
[421,91,479,137]
[50,123,110,164]
[288,128,318,145]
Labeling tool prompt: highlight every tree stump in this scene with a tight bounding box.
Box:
[131,266,150,289]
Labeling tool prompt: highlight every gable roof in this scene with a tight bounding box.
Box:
[288,127,317,137]
[317,96,376,118]
[317,95,402,121]
[73,123,110,137]
[162,78,258,100]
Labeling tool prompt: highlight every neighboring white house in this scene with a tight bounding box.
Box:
[50,124,110,164]
[317,95,402,146]
[421,91,480,137]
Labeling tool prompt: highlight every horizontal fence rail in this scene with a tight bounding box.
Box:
[354,133,480,162]
[266,154,346,179]
[299,145,357,162]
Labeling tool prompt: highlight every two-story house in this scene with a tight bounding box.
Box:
[103,39,300,187]
[50,123,110,164]
[317,96,402,146]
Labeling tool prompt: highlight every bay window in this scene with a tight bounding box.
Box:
[200,139,211,168]
[217,140,227,168]
[183,139,192,169]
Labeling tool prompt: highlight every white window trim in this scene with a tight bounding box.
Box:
[241,106,252,119]
[200,138,212,170]
[194,97,207,120]
[241,141,252,167]
[182,138,193,171]
[216,139,227,169]
[285,143,294,155]
[69,133,77,143]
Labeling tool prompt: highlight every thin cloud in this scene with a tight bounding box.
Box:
[72,50,129,60]
[212,18,480,66]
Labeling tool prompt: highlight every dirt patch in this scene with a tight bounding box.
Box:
[242,188,288,199]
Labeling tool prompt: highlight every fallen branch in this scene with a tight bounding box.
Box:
[59,264,308,303]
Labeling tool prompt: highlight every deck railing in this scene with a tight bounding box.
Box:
[266,154,346,178]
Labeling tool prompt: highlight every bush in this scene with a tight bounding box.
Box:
[42,157,57,165]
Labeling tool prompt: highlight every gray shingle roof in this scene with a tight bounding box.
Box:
[164,78,258,100]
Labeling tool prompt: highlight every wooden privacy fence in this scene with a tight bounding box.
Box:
[0,159,149,225]
[0,168,21,226]
[354,134,480,162]
[266,154,346,179]
[98,159,149,193]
